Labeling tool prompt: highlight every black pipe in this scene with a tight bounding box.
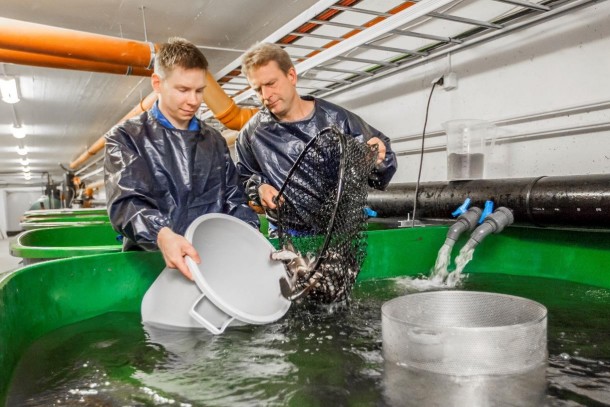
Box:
[367,174,610,229]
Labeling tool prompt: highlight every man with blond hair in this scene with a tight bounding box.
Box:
[105,37,258,280]
[236,42,397,233]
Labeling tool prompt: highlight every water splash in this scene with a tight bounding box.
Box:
[446,245,475,287]
[394,244,453,291]
[395,241,476,291]
[429,243,452,284]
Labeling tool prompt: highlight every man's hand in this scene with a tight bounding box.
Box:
[157,227,201,281]
[258,183,280,210]
[367,137,387,165]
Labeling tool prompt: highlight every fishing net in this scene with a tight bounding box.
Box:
[274,126,377,304]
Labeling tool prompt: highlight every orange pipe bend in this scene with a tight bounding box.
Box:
[202,71,258,130]
[0,17,156,68]
[0,48,153,76]
[213,100,258,131]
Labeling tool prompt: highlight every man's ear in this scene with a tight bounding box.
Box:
[287,67,298,86]
[151,73,162,93]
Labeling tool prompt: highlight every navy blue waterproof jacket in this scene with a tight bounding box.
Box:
[235,96,397,205]
[105,111,259,251]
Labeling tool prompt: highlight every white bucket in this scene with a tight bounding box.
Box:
[142,213,290,334]
[141,265,206,330]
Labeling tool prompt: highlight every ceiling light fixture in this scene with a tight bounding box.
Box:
[22,166,31,173]
[16,145,28,156]
[12,125,26,139]
[20,157,29,166]
[24,173,32,181]
[0,77,20,104]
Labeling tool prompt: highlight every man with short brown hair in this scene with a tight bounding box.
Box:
[105,38,258,280]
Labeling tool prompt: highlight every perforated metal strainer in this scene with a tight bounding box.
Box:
[382,291,547,376]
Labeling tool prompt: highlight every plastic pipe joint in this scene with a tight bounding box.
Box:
[469,207,515,246]
[446,207,483,243]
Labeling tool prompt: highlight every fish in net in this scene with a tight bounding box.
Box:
[270,126,377,304]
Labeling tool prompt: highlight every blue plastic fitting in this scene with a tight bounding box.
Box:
[451,197,471,217]
[479,200,495,224]
[364,207,378,218]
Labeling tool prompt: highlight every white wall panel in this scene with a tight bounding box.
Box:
[328,2,610,183]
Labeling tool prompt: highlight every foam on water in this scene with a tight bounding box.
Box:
[395,242,475,291]
[447,245,475,286]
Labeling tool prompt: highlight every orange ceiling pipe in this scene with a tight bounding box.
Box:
[0,17,156,68]
[69,136,109,170]
[117,91,159,126]
[69,71,257,170]
[0,48,153,76]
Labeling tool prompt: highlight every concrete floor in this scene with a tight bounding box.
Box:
[0,237,23,274]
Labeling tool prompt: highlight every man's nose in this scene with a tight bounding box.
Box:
[261,86,271,101]
[187,91,200,105]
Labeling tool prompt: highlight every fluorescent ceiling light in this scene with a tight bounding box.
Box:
[0,77,20,104]
[20,157,29,166]
[12,125,26,139]
[22,166,31,173]
[16,145,28,155]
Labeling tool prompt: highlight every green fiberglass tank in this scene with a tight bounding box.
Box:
[9,224,122,265]
[1,225,609,405]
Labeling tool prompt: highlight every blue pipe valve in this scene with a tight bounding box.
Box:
[451,198,471,217]
[364,207,377,218]
[479,200,495,224]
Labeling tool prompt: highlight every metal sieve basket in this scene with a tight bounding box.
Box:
[382,291,547,376]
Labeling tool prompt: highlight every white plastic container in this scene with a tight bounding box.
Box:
[442,120,497,181]
[142,213,290,334]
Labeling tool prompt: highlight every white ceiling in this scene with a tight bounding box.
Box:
[0,0,319,187]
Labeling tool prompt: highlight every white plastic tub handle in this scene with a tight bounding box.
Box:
[189,293,235,335]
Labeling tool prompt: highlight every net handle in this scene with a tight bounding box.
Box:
[275,126,347,271]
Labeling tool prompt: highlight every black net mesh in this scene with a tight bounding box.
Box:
[275,127,377,304]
